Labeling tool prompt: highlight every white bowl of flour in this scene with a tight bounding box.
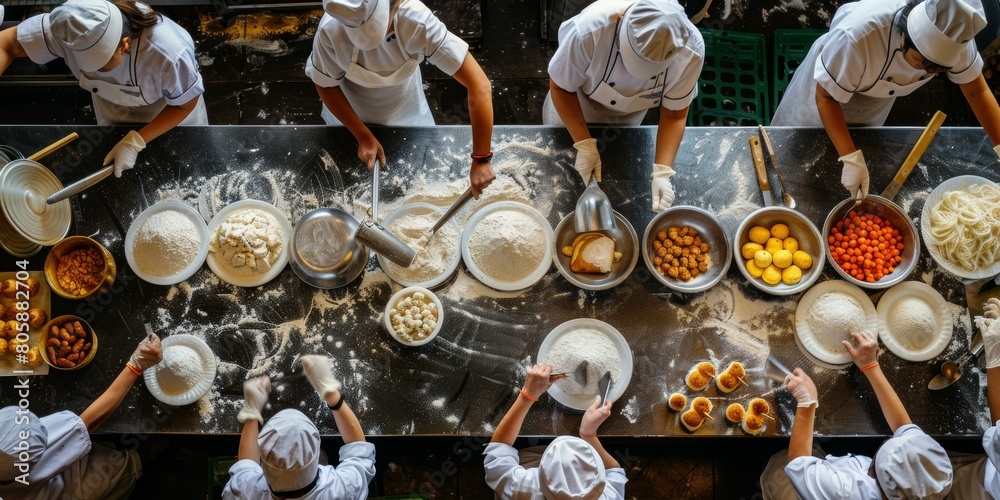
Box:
[378,203,461,289]
[144,334,217,406]
[537,318,633,411]
[126,201,210,285]
[461,201,553,291]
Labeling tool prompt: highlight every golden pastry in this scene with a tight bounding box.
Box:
[667,393,687,412]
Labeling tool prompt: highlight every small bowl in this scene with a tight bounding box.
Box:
[643,205,731,293]
[552,211,638,291]
[378,203,462,289]
[44,236,117,300]
[384,286,444,346]
[822,196,919,290]
[733,207,825,296]
[39,315,97,370]
[125,201,210,285]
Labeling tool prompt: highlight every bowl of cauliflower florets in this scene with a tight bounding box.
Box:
[384,286,443,346]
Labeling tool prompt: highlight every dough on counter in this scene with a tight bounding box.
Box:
[808,292,867,355]
[890,297,938,351]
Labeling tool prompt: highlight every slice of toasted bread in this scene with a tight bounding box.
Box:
[570,234,615,274]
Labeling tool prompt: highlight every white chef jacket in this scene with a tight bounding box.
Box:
[16,3,206,126]
[0,411,141,500]
[771,0,983,127]
[306,0,468,126]
[483,442,627,499]
[221,441,375,499]
[542,0,703,126]
[783,453,880,500]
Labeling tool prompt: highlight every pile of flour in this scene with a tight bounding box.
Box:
[386,210,459,283]
[468,209,546,283]
[808,292,867,355]
[133,210,201,277]
[545,329,621,396]
[890,297,937,350]
[156,345,204,395]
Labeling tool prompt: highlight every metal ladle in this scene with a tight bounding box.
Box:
[354,159,416,267]
[575,176,619,236]
[929,340,984,390]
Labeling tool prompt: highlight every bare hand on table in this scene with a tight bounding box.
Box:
[784,368,818,408]
[843,330,878,369]
[580,396,612,436]
[358,134,386,171]
[469,161,496,199]
[127,332,162,372]
[522,363,559,400]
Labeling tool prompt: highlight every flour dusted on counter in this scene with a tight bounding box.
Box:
[133,210,201,277]
[210,209,283,275]
[546,329,622,396]
[156,345,203,395]
[808,292,866,355]
[386,210,459,283]
[468,210,546,282]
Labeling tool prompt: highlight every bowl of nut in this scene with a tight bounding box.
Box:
[642,206,731,293]
[44,236,116,300]
[733,207,825,296]
[384,286,443,346]
[40,315,97,370]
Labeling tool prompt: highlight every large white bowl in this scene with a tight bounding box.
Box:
[144,334,217,406]
[537,318,633,411]
[461,201,553,291]
[921,175,1000,280]
[378,203,462,289]
[125,201,210,285]
[794,280,878,367]
[206,199,292,287]
[876,281,952,362]
[384,286,444,346]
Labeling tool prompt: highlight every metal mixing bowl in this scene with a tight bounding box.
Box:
[734,207,825,296]
[643,205,731,293]
[822,195,919,290]
[552,210,638,291]
[289,208,368,289]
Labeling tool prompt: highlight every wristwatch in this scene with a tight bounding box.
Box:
[472,151,493,164]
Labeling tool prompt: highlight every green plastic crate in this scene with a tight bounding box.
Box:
[690,29,769,126]
[773,29,826,115]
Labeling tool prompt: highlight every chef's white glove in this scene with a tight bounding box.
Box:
[838,149,870,199]
[572,138,601,183]
[784,368,818,409]
[982,298,1000,369]
[104,130,146,178]
[237,376,271,426]
[650,164,676,212]
[126,333,162,373]
[985,297,1000,321]
[301,354,342,400]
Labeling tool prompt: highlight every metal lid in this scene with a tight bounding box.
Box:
[0,159,71,247]
[289,208,367,289]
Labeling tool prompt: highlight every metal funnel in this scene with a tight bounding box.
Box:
[354,160,416,267]
[574,177,618,235]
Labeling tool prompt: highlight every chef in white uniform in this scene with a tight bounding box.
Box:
[307,0,496,197]
[0,0,207,178]
[223,355,376,499]
[771,0,1000,201]
[947,297,1000,498]
[483,364,627,499]
[0,333,162,500]
[760,331,953,499]
[544,0,703,212]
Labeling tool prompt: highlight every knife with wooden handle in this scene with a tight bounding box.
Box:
[749,135,771,207]
[881,110,946,201]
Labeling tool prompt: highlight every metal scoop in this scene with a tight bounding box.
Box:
[551,360,589,386]
[575,177,618,235]
[354,159,415,267]
[420,186,475,248]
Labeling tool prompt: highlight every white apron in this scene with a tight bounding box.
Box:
[947,454,989,500]
[321,41,434,126]
[80,48,208,127]
[543,21,665,126]
[771,12,932,127]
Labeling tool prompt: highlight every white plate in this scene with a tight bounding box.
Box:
[795,280,878,366]
[144,334,217,406]
[461,201,553,291]
[378,203,461,289]
[921,175,1000,279]
[537,318,633,411]
[206,199,292,287]
[125,201,210,285]
[876,281,952,362]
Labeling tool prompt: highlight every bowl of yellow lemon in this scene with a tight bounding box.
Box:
[733,207,824,296]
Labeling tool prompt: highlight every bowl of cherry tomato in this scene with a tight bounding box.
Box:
[822,196,919,290]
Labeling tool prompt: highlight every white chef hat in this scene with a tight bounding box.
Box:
[618,0,690,79]
[50,0,124,72]
[258,409,321,493]
[908,0,986,67]
[0,407,48,482]
[538,436,607,499]
[322,0,389,51]
[874,425,952,499]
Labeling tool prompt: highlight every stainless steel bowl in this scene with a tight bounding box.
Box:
[643,205,731,293]
[733,207,825,296]
[289,208,368,289]
[552,210,638,291]
[822,195,919,289]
